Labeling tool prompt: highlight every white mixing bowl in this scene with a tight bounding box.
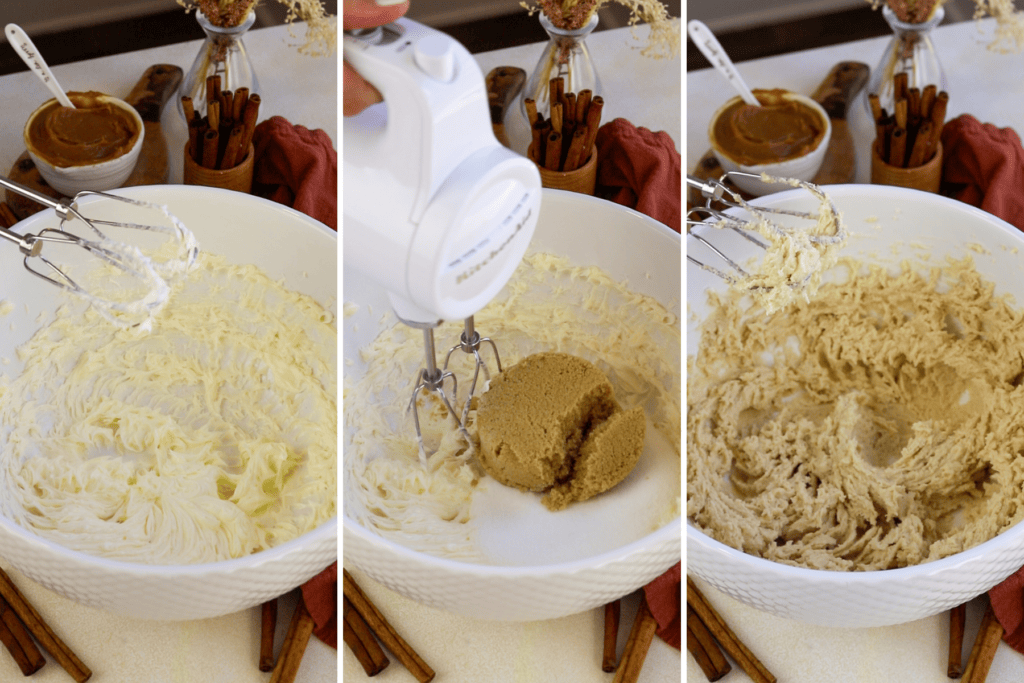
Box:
[688,184,1024,628]
[0,185,337,620]
[344,189,681,621]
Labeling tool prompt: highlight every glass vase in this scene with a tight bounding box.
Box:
[866,4,946,115]
[520,13,602,123]
[178,10,260,121]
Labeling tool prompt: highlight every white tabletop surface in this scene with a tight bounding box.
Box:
[0,21,337,683]
[341,22,682,683]
[687,16,1024,682]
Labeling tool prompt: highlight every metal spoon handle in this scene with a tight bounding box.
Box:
[4,23,76,108]
[687,20,759,107]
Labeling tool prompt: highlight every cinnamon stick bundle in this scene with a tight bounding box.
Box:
[687,577,776,683]
[343,596,389,676]
[0,567,91,682]
[529,77,603,172]
[343,570,435,683]
[869,83,948,168]
[0,596,45,676]
[183,76,260,170]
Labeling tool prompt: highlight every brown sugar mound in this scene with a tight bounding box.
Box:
[476,352,645,510]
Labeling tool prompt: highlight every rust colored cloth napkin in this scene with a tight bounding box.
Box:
[940,114,1024,231]
[251,115,338,231]
[644,561,681,649]
[594,118,681,233]
[252,116,338,648]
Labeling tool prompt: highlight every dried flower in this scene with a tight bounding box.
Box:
[869,0,1023,52]
[177,0,337,55]
[522,0,680,58]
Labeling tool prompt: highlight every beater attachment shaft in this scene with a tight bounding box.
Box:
[443,316,502,425]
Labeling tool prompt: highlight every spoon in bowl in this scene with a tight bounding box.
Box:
[5,24,76,108]
[687,20,759,107]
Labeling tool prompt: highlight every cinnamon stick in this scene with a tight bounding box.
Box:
[268,598,316,683]
[206,74,221,108]
[343,570,435,683]
[550,77,564,113]
[962,603,1004,683]
[888,126,908,167]
[343,596,389,676]
[207,100,220,136]
[240,94,262,153]
[894,97,908,130]
[581,96,603,164]
[602,599,620,673]
[611,597,659,683]
[687,577,776,683]
[524,98,538,126]
[530,119,546,164]
[0,596,45,676]
[576,89,592,124]
[930,90,949,147]
[921,84,937,119]
[563,126,588,172]
[181,95,196,124]
[868,93,882,125]
[894,71,908,102]
[544,130,562,171]
[550,102,563,141]
[948,603,967,679]
[907,120,935,167]
[0,567,91,682]
[259,598,278,672]
[220,125,246,170]
[0,202,18,229]
[564,92,577,126]
[201,128,220,169]
[687,605,731,682]
[232,87,250,122]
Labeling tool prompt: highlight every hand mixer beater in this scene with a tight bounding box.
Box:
[0,176,198,327]
[344,18,542,459]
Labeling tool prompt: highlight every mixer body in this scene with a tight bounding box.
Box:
[343,18,542,324]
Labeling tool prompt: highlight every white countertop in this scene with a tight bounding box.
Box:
[342,22,682,683]
[0,21,337,683]
[687,16,1024,682]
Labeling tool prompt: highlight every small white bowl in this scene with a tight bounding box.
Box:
[24,94,144,197]
[709,92,831,197]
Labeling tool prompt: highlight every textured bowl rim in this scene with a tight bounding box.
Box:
[346,514,681,576]
[688,183,1024,584]
[0,184,338,577]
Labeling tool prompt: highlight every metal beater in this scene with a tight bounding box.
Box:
[343,18,541,458]
[0,175,198,326]
[687,171,845,287]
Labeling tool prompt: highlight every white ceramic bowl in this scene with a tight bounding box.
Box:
[0,185,336,620]
[709,92,831,197]
[344,190,681,621]
[687,184,1024,628]
[24,95,145,197]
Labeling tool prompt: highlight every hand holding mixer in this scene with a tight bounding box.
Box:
[343,18,542,458]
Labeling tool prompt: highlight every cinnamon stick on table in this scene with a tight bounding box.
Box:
[948,603,967,678]
[0,595,45,676]
[612,597,660,683]
[962,603,1004,683]
[687,577,776,683]
[259,598,278,672]
[687,604,731,682]
[602,599,621,673]
[343,570,435,683]
[0,567,91,682]
[269,598,316,683]
[343,596,390,676]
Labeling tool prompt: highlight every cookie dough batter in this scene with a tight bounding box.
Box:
[688,257,1024,571]
[476,352,645,510]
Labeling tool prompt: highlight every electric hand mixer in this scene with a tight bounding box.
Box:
[343,18,542,457]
